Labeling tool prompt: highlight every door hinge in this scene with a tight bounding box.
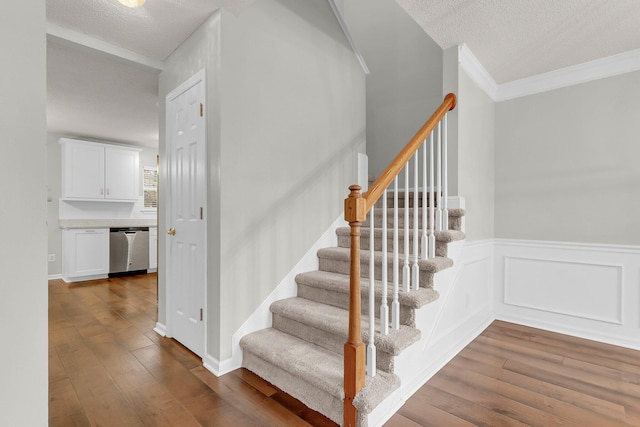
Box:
[200,207,203,220]
[200,103,203,117]
[200,308,203,321]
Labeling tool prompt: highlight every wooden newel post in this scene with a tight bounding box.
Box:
[343,185,367,427]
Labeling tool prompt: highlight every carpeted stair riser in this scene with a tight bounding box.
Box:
[295,270,441,328]
[375,191,433,209]
[240,328,402,426]
[337,228,465,257]
[296,282,418,327]
[242,346,344,424]
[270,297,421,373]
[272,313,397,372]
[317,247,453,286]
[363,208,464,231]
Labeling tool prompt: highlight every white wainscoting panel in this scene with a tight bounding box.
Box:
[495,239,640,350]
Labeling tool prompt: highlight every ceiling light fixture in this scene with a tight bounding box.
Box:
[117,0,145,7]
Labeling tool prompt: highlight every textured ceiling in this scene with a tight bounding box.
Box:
[395,0,640,84]
[46,0,640,149]
[47,0,257,60]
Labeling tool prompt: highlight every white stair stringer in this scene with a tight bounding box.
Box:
[364,239,495,426]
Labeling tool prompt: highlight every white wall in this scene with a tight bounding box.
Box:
[457,70,495,241]
[495,70,640,245]
[218,0,366,360]
[0,3,48,425]
[343,0,443,179]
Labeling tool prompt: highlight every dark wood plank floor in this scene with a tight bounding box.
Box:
[50,274,640,426]
[386,320,640,427]
[49,274,335,427]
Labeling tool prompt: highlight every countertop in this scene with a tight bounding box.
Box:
[59,219,158,229]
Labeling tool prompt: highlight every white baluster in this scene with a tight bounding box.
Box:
[428,132,436,258]
[442,114,449,231]
[412,153,419,290]
[367,206,376,377]
[380,190,389,335]
[391,177,400,329]
[421,141,428,260]
[435,122,443,231]
[402,166,410,292]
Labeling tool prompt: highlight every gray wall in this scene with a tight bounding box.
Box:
[218,0,365,359]
[343,0,443,178]
[46,133,158,276]
[0,3,48,425]
[495,71,640,245]
[159,0,365,360]
[457,70,495,241]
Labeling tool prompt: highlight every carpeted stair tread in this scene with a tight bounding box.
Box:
[240,328,344,398]
[336,227,465,243]
[317,246,453,273]
[240,328,401,419]
[271,297,421,356]
[296,270,439,309]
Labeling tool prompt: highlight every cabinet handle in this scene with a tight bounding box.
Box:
[100,188,104,195]
[106,188,110,196]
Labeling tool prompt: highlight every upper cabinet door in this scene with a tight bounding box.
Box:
[105,147,139,200]
[62,140,105,199]
[60,138,141,201]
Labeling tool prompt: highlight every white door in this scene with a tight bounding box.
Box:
[166,71,206,357]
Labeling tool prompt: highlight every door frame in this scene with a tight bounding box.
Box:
[164,69,207,357]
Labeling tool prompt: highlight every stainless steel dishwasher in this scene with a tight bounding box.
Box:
[109,227,149,276]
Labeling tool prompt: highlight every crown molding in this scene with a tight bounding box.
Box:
[457,43,640,102]
[457,43,498,101]
[327,0,370,75]
[47,22,164,72]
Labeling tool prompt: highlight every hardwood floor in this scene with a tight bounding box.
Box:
[386,320,640,427]
[50,274,640,426]
[49,274,336,427]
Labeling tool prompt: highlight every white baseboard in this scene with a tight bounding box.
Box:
[494,239,640,350]
[203,353,238,377]
[48,274,62,281]
[153,322,167,337]
[228,213,347,372]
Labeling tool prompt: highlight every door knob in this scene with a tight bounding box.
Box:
[167,228,176,235]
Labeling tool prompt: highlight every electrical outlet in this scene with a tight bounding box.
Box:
[48,254,55,262]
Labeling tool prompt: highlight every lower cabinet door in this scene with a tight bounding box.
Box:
[63,228,109,279]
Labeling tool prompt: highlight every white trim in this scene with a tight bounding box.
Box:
[47,274,62,281]
[457,43,640,102]
[494,238,640,254]
[153,322,167,337]
[227,213,347,373]
[203,353,237,377]
[327,0,370,75]
[497,48,640,101]
[494,238,640,351]
[457,43,498,101]
[47,22,164,72]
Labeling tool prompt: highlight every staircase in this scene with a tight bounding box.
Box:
[240,192,465,425]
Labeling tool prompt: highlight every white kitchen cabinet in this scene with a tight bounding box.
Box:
[62,228,109,282]
[149,227,158,271]
[61,138,140,201]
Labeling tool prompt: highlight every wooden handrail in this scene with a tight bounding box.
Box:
[342,93,456,427]
[364,93,456,212]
